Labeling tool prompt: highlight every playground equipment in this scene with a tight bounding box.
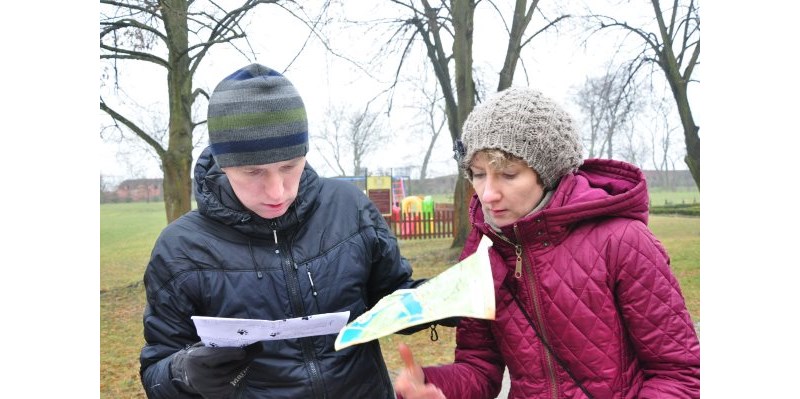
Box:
[422,196,434,233]
[366,176,392,215]
[397,195,439,236]
[392,178,406,205]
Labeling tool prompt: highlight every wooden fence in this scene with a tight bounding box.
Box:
[384,209,454,240]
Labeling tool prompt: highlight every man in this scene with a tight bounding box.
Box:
[140,63,432,398]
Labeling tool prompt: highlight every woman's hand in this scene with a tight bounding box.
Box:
[394,343,446,399]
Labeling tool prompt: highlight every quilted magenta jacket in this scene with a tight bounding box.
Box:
[422,158,700,399]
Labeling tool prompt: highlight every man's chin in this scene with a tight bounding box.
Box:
[256,207,287,220]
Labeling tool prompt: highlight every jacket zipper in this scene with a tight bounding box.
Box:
[509,224,559,399]
[275,228,327,398]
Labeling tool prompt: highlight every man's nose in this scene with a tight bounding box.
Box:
[263,175,284,200]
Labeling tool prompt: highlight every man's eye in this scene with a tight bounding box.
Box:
[503,173,517,179]
[472,172,486,179]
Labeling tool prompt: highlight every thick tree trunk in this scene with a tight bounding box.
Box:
[450,0,476,248]
[664,62,700,189]
[452,176,472,247]
[651,0,700,189]
[161,0,195,222]
[161,150,193,222]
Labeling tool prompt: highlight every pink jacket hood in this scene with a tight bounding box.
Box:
[469,158,650,239]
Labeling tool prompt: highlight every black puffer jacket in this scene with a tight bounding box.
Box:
[140,147,422,398]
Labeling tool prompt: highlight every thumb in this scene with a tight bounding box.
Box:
[398,342,417,371]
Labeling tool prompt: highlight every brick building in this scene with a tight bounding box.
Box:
[114,178,163,202]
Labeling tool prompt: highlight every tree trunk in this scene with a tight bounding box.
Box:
[662,59,699,189]
[161,150,192,221]
[452,175,474,247]
[651,0,700,189]
[450,0,476,248]
[162,0,195,222]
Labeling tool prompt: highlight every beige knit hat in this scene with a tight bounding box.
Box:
[459,87,583,190]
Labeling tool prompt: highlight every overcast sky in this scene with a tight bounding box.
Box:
[100,0,682,182]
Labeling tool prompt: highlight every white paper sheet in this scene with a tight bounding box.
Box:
[191,311,350,347]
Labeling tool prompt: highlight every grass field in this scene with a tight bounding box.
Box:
[648,187,700,207]
[425,188,699,209]
[100,202,699,398]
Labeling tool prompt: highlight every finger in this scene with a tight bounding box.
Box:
[398,342,417,370]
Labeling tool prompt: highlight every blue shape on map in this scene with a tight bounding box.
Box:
[400,293,423,322]
[339,328,363,343]
[338,292,425,345]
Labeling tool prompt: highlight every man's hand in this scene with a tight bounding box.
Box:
[394,343,446,399]
[170,341,262,399]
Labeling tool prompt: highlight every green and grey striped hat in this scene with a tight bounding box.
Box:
[207,63,308,168]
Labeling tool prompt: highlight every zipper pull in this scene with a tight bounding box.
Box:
[514,245,523,279]
[273,230,278,245]
[306,269,318,297]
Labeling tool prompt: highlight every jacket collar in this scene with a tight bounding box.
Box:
[470,158,649,251]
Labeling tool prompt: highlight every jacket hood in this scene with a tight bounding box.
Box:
[470,158,649,244]
[193,146,320,240]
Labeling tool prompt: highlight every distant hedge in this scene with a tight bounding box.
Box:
[649,203,700,217]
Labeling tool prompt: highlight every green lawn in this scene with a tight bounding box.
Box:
[422,188,700,209]
[100,203,168,292]
[100,202,699,397]
[649,187,700,206]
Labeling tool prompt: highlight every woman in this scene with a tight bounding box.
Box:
[395,87,700,399]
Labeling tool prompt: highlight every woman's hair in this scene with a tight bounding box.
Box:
[465,148,543,186]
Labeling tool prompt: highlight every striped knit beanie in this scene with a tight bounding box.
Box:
[460,87,583,190]
[207,63,308,168]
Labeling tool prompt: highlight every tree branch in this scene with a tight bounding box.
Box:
[100,45,170,68]
[100,99,166,158]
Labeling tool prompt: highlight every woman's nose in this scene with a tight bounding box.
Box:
[481,176,501,203]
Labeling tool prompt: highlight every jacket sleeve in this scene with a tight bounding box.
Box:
[421,317,505,399]
[363,199,425,308]
[139,251,203,399]
[612,221,700,398]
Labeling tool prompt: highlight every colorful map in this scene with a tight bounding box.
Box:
[335,236,495,350]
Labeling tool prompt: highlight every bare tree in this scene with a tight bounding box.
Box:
[591,0,700,188]
[371,0,568,247]
[618,118,649,167]
[573,65,642,160]
[349,108,388,176]
[404,73,447,180]
[648,95,681,189]
[100,0,320,222]
[314,104,389,176]
[313,106,349,176]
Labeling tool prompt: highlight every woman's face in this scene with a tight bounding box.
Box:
[469,152,545,227]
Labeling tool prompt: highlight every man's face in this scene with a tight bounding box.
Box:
[223,156,306,219]
[469,152,545,227]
